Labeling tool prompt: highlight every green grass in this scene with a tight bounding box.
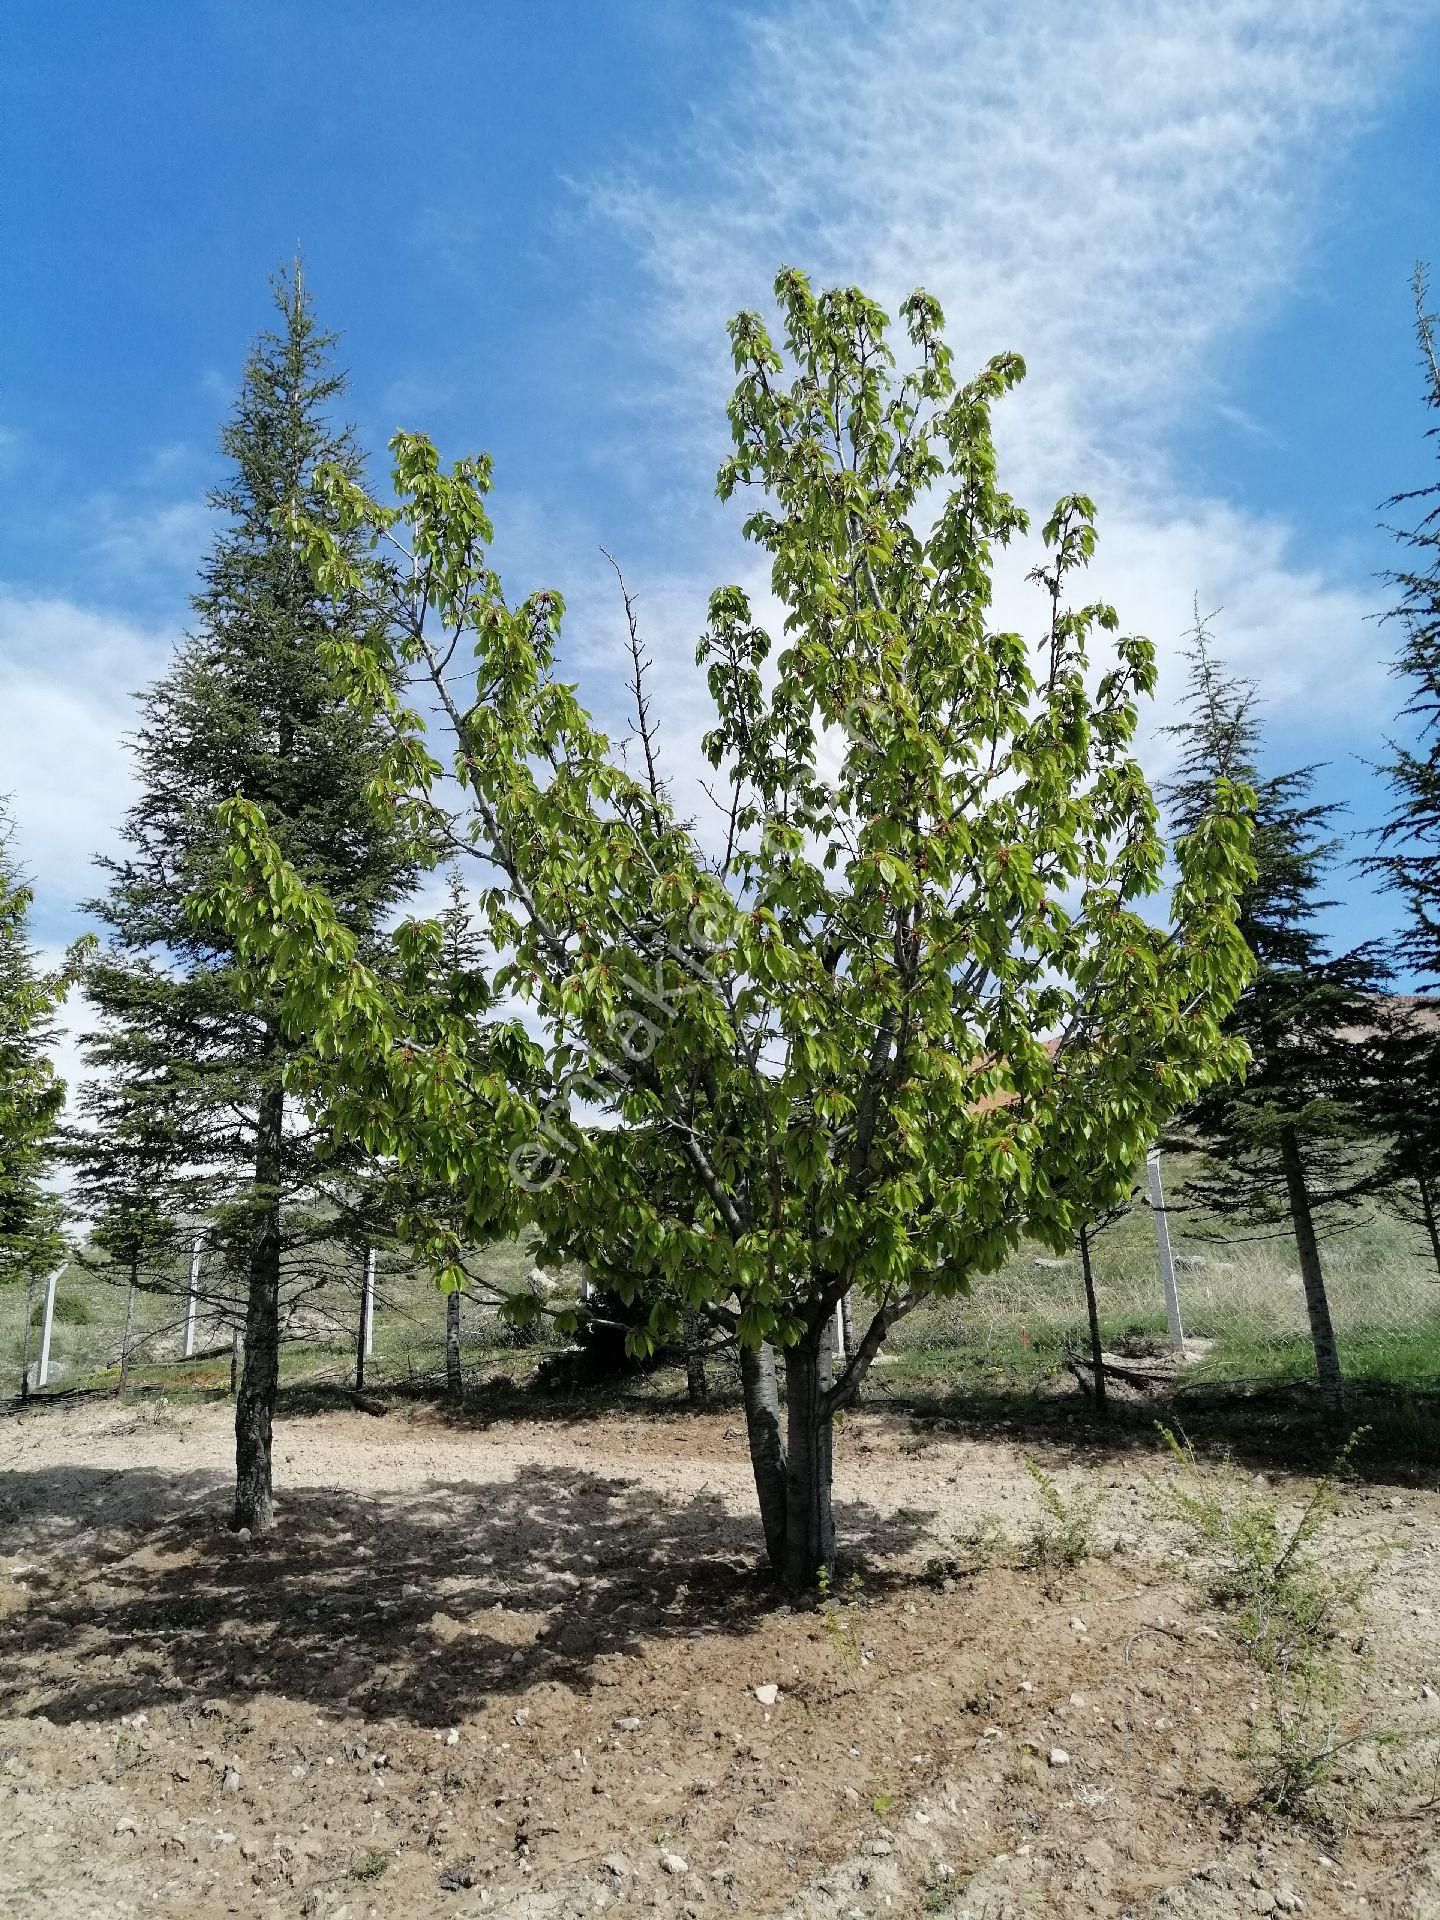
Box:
[5,1182,1437,1466]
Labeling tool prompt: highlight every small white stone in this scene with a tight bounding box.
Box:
[754,1683,780,1707]
[659,1851,689,1876]
[114,1815,137,1834]
[1048,1747,1071,1768]
[445,1727,460,1745]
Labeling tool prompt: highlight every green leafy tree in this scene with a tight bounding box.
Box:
[337,869,512,1399]
[0,806,72,1294]
[80,266,420,1528]
[1364,267,1440,1269]
[206,272,1254,1586]
[1162,617,1387,1410]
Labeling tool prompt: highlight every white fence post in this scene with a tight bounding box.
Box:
[363,1247,376,1358]
[1146,1147,1186,1352]
[183,1232,203,1359]
[36,1262,66,1388]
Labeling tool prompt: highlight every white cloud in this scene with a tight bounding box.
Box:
[0,589,179,939]
[586,0,1433,731]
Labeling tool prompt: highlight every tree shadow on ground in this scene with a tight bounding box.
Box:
[0,1462,930,1732]
[270,1356,1440,1484]
[873,1371,1440,1483]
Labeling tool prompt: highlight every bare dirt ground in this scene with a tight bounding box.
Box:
[1,1396,1438,1919]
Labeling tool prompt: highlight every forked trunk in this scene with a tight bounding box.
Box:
[1278,1124,1344,1414]
[736,1295,898,1590]
[737,1328,838,1590]
[234,1076,284,1533]
[445,1288,463,1397]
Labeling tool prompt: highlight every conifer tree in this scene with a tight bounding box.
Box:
[1365,266,1440,1266]
[0,807,74,1402]
[80,266,417,1528]
[1163,618,1385,1410]
[0,805,71,1294]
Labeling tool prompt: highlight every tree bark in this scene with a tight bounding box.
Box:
[118,1263,137,1397]
[738,1340,788,1576]
[781,1335,836,1591]
[735,1294,900,1590]
[354,1254,368,1393]
[1278,1123,1344,1413]
[683,1309,708,1408]
[19,1271,34,1403]
[445,1287,463,1398]
[1078,1225,1107,1418]
[1416,1159,1440,1283]
[234,1074,284,1532]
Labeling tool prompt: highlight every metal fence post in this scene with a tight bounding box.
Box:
[183,1231,203,1360]
[36,1262,66,1389]
[363,1247,376,1358]
[1146,1147,1186,1352]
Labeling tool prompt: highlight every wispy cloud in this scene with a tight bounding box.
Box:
[84,494,215,590]
[587,0,1434,735]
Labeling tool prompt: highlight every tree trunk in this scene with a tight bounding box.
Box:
[445,1287,463,1398]
[683,1309,708,1408]
[355,1254,368,1393]
[781,1334,836,1591]
[234,1076,284,1532]
[1078,1225,1107,1418]
[735,1296,898,1591]
[19,1271,34,1403]
[1278,1124,1344,1413]
[1416,1159,1440,1283]
[118,1263,137,1396]
[738,1340,788,1575]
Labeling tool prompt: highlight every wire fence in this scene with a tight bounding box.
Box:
[4,1156,1439,1407]
[0,1240,558,1403]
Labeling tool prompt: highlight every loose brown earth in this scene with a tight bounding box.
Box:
[1,1396,1438,1919]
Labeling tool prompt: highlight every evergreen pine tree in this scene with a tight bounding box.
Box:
[1365,266,1440,1268]
[0,805,71,1292]
[79,266,418,1527]
[1162,617,1386,1411]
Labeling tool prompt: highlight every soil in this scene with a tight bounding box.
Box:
[1,1395,1438,1918]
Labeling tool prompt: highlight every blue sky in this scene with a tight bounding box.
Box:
[3,0,1439,1006]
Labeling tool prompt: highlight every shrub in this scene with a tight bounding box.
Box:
[1022,1457,1104,1569]
[1153,1425,1387,1815]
